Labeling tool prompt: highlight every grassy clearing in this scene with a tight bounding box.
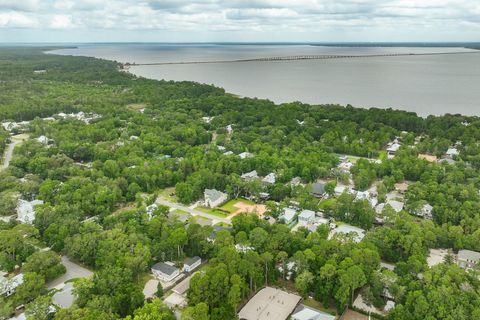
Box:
[197,206,229,218]
[158,187,178,202]
[126,103,147,110]
[220,198,255,213]
[318,198,334,209]
[173,209,189,215]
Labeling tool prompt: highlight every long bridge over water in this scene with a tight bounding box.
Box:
[123,50,480,67]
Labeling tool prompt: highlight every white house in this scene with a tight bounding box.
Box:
[291,305,336,320]
[235,244,255,253]
[146,204,158,220]
[262,173,276,185]
[280,207,297,226]
[298,210,316,225]
[329,224,366,243]
[36,135,52,145]
[241,170,258,181]
[183,256,201,273]
[420,203,433,220]
[204,189,228,208]
[457,250,480,270]
[239,152,253,159]
[0,273,23,297]
[226,124,233,134]
[387,143,401,155]
[446,147,459,158]
[16,199,44,224]
[151,262,180,282]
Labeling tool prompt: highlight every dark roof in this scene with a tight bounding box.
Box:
[184,256,201,266]
[311,182,326,195]
[152,262,178,276]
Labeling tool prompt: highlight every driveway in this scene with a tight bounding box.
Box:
[1,134,28,170]
[47,256,93,290]
[156,198,231,225]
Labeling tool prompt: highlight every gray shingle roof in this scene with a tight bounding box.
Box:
[152,262,178,276]
[311,183,326,195]
[204,189,226,203]
[458,250,480,262]
[184,256,201,267]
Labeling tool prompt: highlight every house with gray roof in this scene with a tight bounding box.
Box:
[311,182,326,198]
[291,305,336,320]
[183,256,201,273]
[457,249,480,270]
[262,172,276,185]
[151,262,180,282]
[279,207,297,227]
[16,199,43,224]
[241,170,258,181]
[204,189,228,208]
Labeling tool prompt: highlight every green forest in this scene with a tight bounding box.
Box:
[1,48,480,320]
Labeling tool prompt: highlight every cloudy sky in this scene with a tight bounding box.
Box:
[0,0,479,42]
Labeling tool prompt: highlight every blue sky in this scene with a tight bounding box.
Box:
[0,0,479,42]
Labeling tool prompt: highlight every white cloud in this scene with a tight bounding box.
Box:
[0,12,37,28]
[50,14,75,29]
[0,0,479,41]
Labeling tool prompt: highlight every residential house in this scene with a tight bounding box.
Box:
[414,203,433,220]
[239,152,253,159]
[457,250,480,270]
[338,161,353,173]
[241,170,258,181]
[202,116,214,123]
[183,256,201,273]
[223,151,234,156]
[394,182,409,194]
[226,124,233,134]
[298,210,316,225]
[151,262,180,282]
[0,273,23,297]
[204,189,228,208]
[385,200,404,213]
[262,172,276,185]
[279,207,297,226]
[291,305,336,320]
[235,244,255,253]
[329,224,366,243]
[386,143,401,156]
[311,182,326,198]
[146,204,158,219]
[290,177,302,186]
[36,135,53,145]
[418,154,438,163]
[16,199,44,224]
[446,147,459,158]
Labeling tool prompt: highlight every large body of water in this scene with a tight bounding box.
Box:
[50,44,480,116]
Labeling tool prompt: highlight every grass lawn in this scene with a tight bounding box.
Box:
[318,198,335,209]
[197,206,229,218]
[303,298,337,316]
[220,198,255,213]
[158,187,178,202]
[173,209,189,215]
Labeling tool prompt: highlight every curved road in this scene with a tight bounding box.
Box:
[156,198,231,225]
[1,134,28,170]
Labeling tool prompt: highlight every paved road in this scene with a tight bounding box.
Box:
[156,198,231,225]
[1,134,28,170]
[47,256,93,290]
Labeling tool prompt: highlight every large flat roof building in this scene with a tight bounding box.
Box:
[238,287,301,320]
